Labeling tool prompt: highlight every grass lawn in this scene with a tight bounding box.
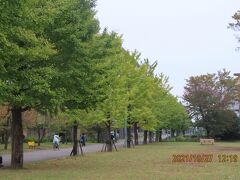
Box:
[0,142,73,154]
[1,142,240,180]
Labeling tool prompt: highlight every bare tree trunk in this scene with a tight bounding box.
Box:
[11,107,24,169]
[133,122,138,145]
[71,123,78,156]
[143,130,148,144]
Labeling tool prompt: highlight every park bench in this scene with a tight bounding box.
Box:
[200,138,214,145]
[28,141,37,149]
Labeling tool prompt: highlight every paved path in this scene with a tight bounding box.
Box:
[2,141,124,167]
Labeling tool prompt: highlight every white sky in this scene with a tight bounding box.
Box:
[96,0,240,98]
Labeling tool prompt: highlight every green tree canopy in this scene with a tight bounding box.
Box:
[0,0,101,167]
[183,69,237,137]
[229,10,240,49]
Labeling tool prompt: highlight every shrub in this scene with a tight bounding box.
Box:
[24,136,36,143]
[164,137,176,142]
[175,135,186,142]
[163,135,199,142]
[177,135,199,142]
[41,137,52,143]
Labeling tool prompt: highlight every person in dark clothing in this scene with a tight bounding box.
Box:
[80,133,86,146]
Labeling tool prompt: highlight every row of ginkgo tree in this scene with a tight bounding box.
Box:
[62,50,191,152]
[0,0,190,168]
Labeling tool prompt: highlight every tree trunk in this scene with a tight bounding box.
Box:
[1,133,5,143]
[106,122,112,152]
[206,129,210,138]
[4,129,9,150]
[40,128,46,143]
[97,127,101,143]
[11,107,24,169]
[143,130,148,144]
[127,125,131,148]
[159,130,162,142]
[182,130,185,136]
[171,129,175,138]
[126,104,132,148]
[4,116,10,150]
[72,124,79,156]
[133,122,138,145]
[37,127,41,146]
[155,129,160,142]
[176,130,180,136]
[149,131,153,143]
[37,128,46,146]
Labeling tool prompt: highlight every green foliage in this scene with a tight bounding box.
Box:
[0,0,193,164]
[164,135,198,142]
[24,136,37,143]
[40,136,53,143]
[0,0,65,110]
[229,10,240,49]
[175,135,198,142]
[183,69,237,137]
[0,0,101,167]
[212,110,240,138]
[46,0,100,111]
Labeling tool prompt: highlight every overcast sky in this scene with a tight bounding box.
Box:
[96,0,240,98]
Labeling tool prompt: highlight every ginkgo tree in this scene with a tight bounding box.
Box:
[80,33,129,152]
[45,0,102,156]
[0,0,66,168]
[130,62,157,144]
[0,0,192,168]
[0,0,101,167]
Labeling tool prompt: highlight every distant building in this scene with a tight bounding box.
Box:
[234,73,240,85]
[184,127,205,136]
